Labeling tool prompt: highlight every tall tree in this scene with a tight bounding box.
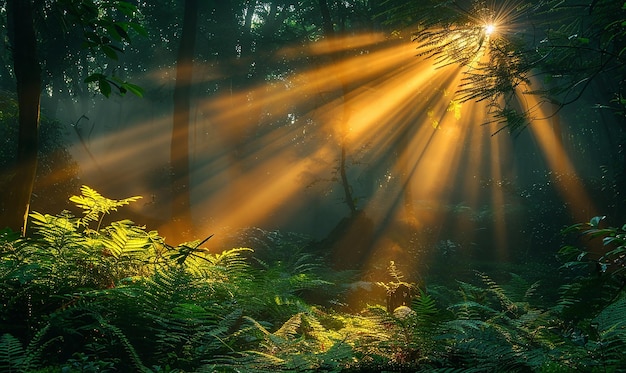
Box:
[318,0,358,216]
[170,0,199,241]
[0,0,145,234]
[2,0,42,235]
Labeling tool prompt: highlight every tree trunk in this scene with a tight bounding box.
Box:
[170,0,198,241]
[212,0,251,213]
[318,0,334,36]
[1,0,42,235]
[318,0,358,216]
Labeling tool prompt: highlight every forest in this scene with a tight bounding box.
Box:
[1,0,626,371]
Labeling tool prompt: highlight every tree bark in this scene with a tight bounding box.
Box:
[170,0,198,241]
[1,0,42,235]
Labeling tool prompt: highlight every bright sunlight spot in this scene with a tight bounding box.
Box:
[484,23,495,35]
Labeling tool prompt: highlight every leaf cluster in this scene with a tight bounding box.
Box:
[57,0,147,97]
[558,216,626,317]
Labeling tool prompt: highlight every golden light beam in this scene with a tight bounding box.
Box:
[518,80,597,222]
[197,37,421,136]
[64,23,598,291]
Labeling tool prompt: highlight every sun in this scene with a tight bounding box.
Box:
[484,23,495,36]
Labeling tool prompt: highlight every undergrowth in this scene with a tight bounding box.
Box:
[0,187,625,372]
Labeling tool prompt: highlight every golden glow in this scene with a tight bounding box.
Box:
[484,24,495,35]
[516,80,597,222]
[67,18,597,298]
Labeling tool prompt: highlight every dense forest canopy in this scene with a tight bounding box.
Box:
[0,0,624,262]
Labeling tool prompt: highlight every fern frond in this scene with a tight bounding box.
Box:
[476,272,517,315]
[0,333,25,373]
[449,300,499,320]
[207,247,253,268]
[29,211,84,251]
[594,293,626,333]
[100,220,156,259]
[22,324,55,372]
[69,185,141,228]
[96,318,149,373]
[210,350,286,372]
[592,293,626,366]
[444,318,491,333]
[273,313,302,339]
[412,290,438,322]
[387,260,404,282]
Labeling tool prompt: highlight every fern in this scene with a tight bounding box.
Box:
[412,289,439,322]
[0,327,62,373]
[272,313,303,340]
[95,318,149,372]
[0,334,25,373]
[13,186,626,371]
[589,293,626,368]
[439,272,573,371]
[69,185,141,229]
[100,220,159,259]
[216,310,359,372]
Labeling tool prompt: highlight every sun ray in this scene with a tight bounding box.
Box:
[64,13,601,292]
[517,80,597,222]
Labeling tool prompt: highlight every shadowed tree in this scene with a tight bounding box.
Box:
[315,0,375,270]
[0,0,145,234]
[318,0,358,216]
[170,0,199,241]
[2,0,42,235]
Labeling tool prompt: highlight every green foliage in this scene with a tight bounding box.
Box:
[558,216,626,318]
[0,333,26,373]
[560,215,626,280]
[554,217,626,369]
[58,0,147,97]
[0,186,348,371]
[440,272,559,371]
[3,188,626,371]
[590,292,626,368]
[69,185,142,228]
[0,326,56,373]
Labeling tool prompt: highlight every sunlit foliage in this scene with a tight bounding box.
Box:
[0,188,625,371]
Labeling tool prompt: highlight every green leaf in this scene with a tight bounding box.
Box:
[85,31,101,44]
[0,333,25,371]
[115,1,138,17]
[84,73,106,83]
[105,23,123,42]
[99,78,112,97]
[115,24,130,42]
[128,22,148,37]
[590,216,606,228]
[121,82,144,98]
[561,222,585,234]
[100,45,119,60]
